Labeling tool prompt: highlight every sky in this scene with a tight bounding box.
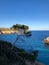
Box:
[0,0,49,30]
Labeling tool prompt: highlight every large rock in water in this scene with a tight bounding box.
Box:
[44,37,49,44]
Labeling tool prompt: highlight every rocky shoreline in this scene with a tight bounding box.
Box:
[0,40,44,65]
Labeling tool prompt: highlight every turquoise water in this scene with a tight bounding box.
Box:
[31,41,49,65]
[14,31,49,65]
[0,31,49,65]
[31,31,49,65]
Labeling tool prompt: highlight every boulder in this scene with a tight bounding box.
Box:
[44,37,49,44]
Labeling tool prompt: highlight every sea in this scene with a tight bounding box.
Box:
[0,31,49,65]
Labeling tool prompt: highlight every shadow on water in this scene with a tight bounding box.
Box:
[44,43,49,50]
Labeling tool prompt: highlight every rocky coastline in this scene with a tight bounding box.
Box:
[0,40,44,65]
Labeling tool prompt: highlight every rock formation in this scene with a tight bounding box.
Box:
[44,37,49,44]
[0,40,44,65]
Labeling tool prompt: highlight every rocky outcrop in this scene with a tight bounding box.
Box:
[0,28,18,34]
[0,40,44,65]
[44,37,49,44]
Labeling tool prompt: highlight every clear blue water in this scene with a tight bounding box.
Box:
[0,31,49,65]
[31,31,49,65]
[14,31,49,65]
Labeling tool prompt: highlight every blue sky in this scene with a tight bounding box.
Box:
[0,0,49,30]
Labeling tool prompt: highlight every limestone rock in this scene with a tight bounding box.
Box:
[44,37,49,44]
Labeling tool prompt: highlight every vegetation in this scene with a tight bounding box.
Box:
[0,40,38,65]
[10,24,32,37]
[10,24,29,30]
